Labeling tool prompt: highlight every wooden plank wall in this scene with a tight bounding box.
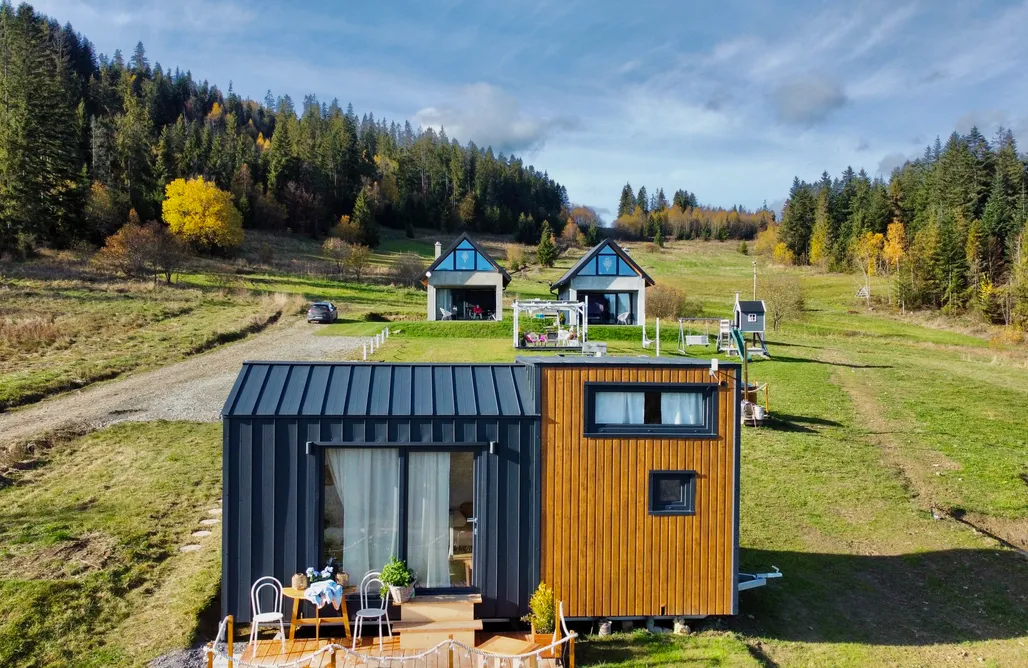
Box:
[540,365,736,618]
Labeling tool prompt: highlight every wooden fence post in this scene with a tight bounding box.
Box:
[448,633,454,668]
[227,615,234,668]
[569,636,575,668]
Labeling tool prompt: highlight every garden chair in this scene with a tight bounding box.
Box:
[352,571,392,651]
[524,332,540,346]
[616,311,631,325]
[440,308,452,321]
[249,576,286,653]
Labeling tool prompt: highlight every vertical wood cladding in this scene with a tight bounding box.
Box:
[540,365,737,617]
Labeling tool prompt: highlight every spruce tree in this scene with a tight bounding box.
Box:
[536,220,557,267]
[351,187,379,247]
[617,183,635,217]
[636,185,648,214]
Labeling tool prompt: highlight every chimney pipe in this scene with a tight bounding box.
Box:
[434,241,442,259]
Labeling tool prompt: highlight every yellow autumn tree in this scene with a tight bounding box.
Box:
[851,231,885,306]
[883,221,906,272]
[163,177,244,250]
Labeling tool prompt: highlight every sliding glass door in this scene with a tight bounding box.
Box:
[323,448,476,589]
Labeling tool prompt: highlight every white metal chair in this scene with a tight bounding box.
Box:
[352,570,392,651]
[440,307,453,321]
[249,576,286,652]
[616,311,631,325]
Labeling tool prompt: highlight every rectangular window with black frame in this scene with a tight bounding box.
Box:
[583,383,719,438]
[648,470,697,516]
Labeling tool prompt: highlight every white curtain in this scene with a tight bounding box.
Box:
[407,452,451,587]
[661,392,704,425]
[437,289,453,316]
[595,392,644,424]
[327,448,399,580]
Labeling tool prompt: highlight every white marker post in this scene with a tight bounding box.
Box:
[656,318,660,357]
[363,343,367,360]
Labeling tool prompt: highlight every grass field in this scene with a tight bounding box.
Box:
[2,233,1027,666]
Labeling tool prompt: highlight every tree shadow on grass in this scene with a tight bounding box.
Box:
[736,547,1028,645]
[771,355,893,369]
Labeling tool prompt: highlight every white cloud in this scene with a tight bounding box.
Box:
[414,83,577,153]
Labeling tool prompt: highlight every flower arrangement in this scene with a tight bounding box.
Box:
[304,557,347,585]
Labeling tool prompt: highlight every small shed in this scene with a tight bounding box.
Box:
[550,239,654,325]
[222,356,757,626]
[423,233,511,321]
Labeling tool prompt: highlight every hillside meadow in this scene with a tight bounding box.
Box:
[1,233,1027,666]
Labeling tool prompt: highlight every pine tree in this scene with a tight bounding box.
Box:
[536,220,557,267]
[618,183,635,217]
[636,185,649,214]
[351,187,379,247]
[780,178,816,262]
[809,190,832,268]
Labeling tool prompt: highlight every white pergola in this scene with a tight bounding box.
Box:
[512,299,588,349]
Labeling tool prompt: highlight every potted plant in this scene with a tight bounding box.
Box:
[522,582,556,657]
[380,556,416,603]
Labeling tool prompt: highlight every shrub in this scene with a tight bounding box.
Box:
[772,242,795,265]
[647,285,701,319]
[505,244,527,272]
[322,237,349,274]
[93,221,187,284]
[334,214,362,244]
[738,240,749,255]
[522,582,555,634]
[391,252,427,289]
[753,224,779,257]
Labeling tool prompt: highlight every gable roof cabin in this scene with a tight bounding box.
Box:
[551,239,655,325]
[733,296,766,333]
[221,356,749,626]
[423,233,511,321]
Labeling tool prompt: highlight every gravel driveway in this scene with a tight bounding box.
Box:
[0,317,363,447]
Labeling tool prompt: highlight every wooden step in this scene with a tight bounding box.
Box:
[393,620,482,650]
[391,620,484,633]
[394,593,482,605]
[398,593,481,623]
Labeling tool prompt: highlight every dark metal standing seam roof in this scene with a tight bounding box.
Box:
[222,362,537,418]
[550,238,656,290]
[737,300,766,314]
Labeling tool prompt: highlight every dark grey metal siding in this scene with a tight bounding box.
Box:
[222,411,539,623]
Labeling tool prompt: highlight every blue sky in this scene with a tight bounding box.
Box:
[34,0,1028,218]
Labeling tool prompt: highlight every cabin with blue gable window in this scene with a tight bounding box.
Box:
[423,233,511,321]
[551,239,655,325]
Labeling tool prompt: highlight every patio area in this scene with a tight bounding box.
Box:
[208,619,573,668]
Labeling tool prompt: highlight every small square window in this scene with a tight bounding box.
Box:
[649,471,696,515]
[747,313,757,323]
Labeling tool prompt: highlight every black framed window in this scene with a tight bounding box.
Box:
[648,470,696,515]
[583,382,719,438]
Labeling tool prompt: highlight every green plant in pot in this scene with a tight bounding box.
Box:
[522,582,556,656]
[380,555,416,603]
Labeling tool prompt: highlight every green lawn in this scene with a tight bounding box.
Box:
[0,422,222,667]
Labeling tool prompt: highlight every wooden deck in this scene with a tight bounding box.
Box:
[235,634,561,667]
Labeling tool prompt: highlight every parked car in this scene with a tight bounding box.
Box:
[307,302,338,324]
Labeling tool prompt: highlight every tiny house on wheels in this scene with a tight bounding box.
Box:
[222,356,774,627]
[423,233,511,321]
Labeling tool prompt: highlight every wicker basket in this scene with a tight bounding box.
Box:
[388,584,414,603]
[291,573,309,590]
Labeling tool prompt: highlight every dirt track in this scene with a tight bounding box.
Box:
[0,317,362,447]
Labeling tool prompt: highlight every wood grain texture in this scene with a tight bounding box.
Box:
[539,365,737,617]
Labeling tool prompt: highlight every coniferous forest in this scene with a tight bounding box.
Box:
[0,3,568,255]
[778,128,1028,322]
